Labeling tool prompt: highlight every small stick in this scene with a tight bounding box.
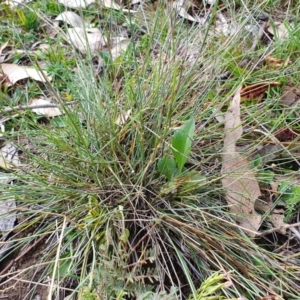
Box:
[2,101,76,114]
[0,102,77,124]
[256,222,300,237]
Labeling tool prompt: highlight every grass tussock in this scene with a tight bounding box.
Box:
[1,0,300,299]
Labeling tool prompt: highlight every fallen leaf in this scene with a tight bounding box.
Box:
[0,170,17,256]
[221,86,262,235]
[265,56,289,69]
[110,38,131,60]
[0,46,39,63]
[269,209,287,234]
[0,42,9,63]
[55,11,87,28]
[279,88,297,106]
[255,144,280,165]
[240,81,281,100]
[67,27,107,55]
[173,0,200,23]
[275,128,299,142]
[101,0,137,12]
[58,0,94,8]
[214,13,240,36]
[4,0,32,7]
[115,109,131,125]
[1,63,52,86]
[102,0,121,9]
[0,143,20,170]
[0,197,16,232]
[0,173,17,184]
[267,22,293,40]
[30,98,62,117]
[254,188,289,235]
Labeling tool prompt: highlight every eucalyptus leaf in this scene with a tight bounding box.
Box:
[171,117,195,173]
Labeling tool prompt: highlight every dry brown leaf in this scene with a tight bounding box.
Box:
[269,209,287,234]
[67,27,107,55]
[1,63,52,86]
[30,98,62,117]
[265,56,289,69]
[279,88,297,106]
[240,81,281,100]
[221,86,262,235]
[255,183,293,235]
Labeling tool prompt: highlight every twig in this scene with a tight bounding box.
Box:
[0,255,78,280]
[1,101,76,114]
[0,102,77,124]
[0,277,75,292]
[256,222,300,237]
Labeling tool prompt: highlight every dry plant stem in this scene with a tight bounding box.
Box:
[162,215,250,277]
[0,278,75,293]
[2,101,76,114]
[48,217,66,300]
[0,256,78,281]
[0,102,76,124]
[190,206,300,238]
[256,222,300,237]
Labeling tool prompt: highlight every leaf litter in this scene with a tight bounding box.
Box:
[30,98,63,117]
[1,63,52,86]
[221,86,262,235]
[66,27,107,55]
[54,11,89,28]
[222,87,297,237]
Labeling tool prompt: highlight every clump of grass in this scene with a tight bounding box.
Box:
[1,0,300,299]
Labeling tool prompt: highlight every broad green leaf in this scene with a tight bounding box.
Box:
[157,157,177,181]
[55,252,72,279]
[171,117,195,173]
